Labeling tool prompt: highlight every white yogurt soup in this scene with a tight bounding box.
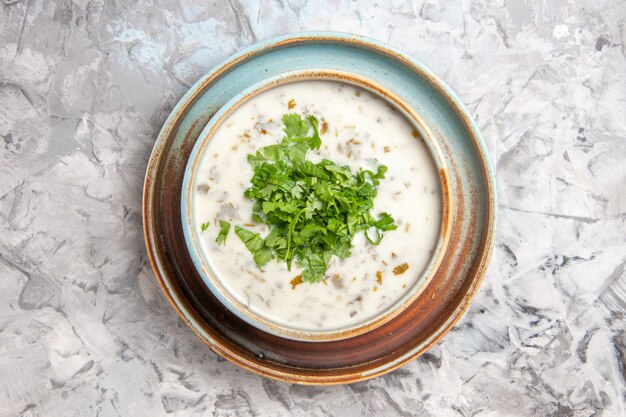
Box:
[191,79,443,332]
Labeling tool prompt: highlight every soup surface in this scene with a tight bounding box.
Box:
[192,80,442,331]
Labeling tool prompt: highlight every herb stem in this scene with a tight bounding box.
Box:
[285,207,307,269]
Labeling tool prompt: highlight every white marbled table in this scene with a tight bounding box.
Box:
[1,0,625,416]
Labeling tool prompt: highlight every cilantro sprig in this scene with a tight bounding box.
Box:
[236,113,397,283]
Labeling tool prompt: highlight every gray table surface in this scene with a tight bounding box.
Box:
[1,1,625,416]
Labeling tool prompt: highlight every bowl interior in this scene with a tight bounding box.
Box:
[180,70,452,342]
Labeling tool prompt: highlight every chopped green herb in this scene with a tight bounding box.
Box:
[200,222,210,233]
[235,113,397,283]
[235,226,273,267]
[215,220,231,245]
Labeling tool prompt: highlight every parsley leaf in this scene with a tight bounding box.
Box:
[261,144,285,162]
[235,226,264,251]
[200,222,210,233]
[296,247,333,283]
[215,220,231,245]
[235,226,274,267]
[283,113,311,138]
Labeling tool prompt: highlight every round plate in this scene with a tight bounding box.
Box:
[143,32,496,384]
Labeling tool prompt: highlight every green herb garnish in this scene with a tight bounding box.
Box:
[200,221,210,233]
[236,113,397,283]
[215,220,231,245]
[235,226,274,266]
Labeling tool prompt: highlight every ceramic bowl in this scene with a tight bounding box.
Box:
[180,69,453,341]
[143,32,496,384]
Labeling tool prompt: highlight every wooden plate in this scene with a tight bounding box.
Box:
[143,32,496,384]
